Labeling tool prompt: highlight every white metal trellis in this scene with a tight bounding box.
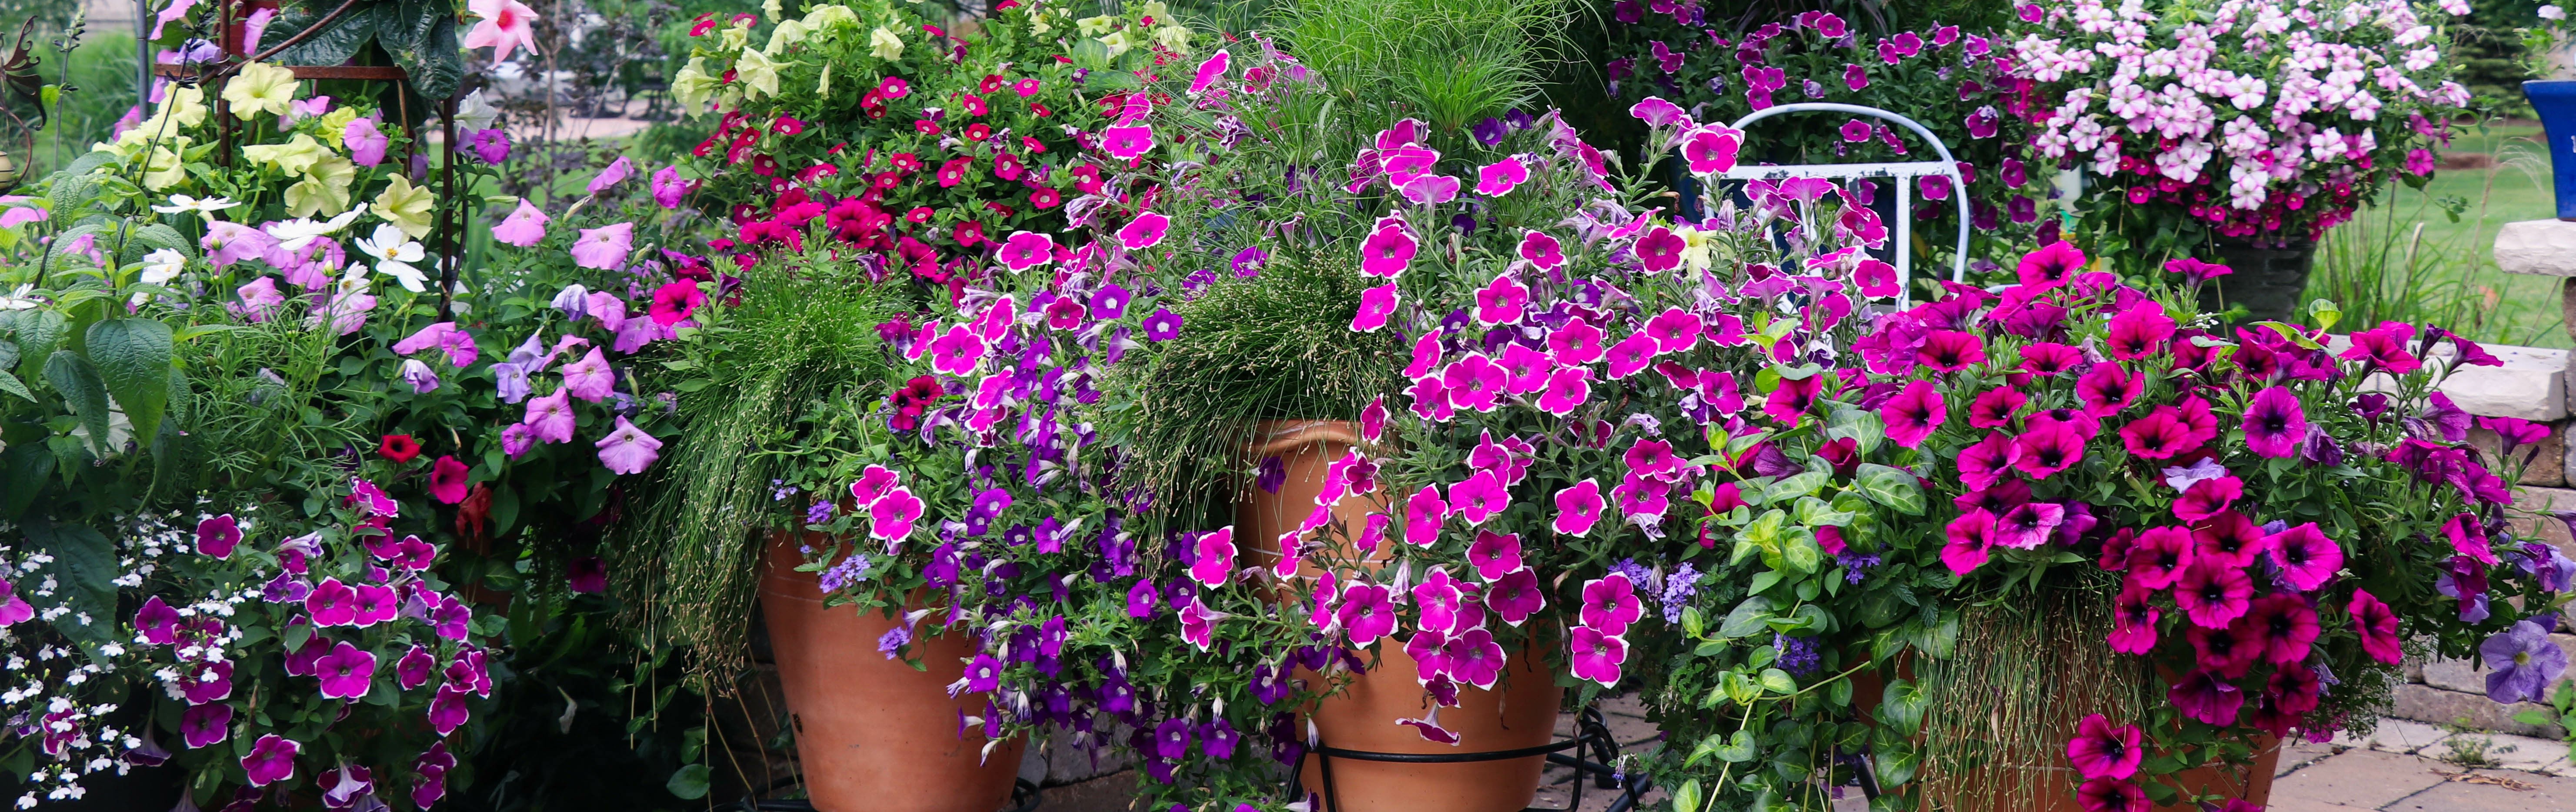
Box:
[1719,103,1972,308]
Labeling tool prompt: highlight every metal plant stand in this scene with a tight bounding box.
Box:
[1717,102,1973,308]
[1293,705,1651,812]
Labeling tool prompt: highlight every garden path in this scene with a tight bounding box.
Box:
[1038,697,2576,811]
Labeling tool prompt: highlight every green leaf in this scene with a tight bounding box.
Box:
[1715,729,1757,762]
[1854,464,1925,515]
[1668,778,1703,812]
[1876,679,1929,732]
[1758,667,1797,694]
[1794,495,1855,527]
[2511,709,2559,728]
[85,319,173,446]
[22,522,116,644]
[388,13,465,100]
[130,223,194,260]
[12,310,62,379]
[272,5,377,66]
[1680,606,1704,639]
[1746,569,1782,596]
[1718,596,1775,639]
[1826,407,1885,454]
[666,763,712,800]
[43,350,112,456]
[1779,532,1821,574]
[0,368,29,403]
[1766,470,1828,503]
[0,443,51,519]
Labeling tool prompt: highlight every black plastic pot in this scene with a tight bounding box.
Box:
[2204,240,2317,323]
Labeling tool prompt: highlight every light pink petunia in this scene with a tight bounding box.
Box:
[594,416,662,474]
[569,222,634,270]
[558,348,614,402]
[491,200,550,247]
[1399,174,1460,205]
[587,156,634,194]
[462,0,540,62]
[523,390,575,443]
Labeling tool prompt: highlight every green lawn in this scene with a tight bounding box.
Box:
[2316,122,2570,348]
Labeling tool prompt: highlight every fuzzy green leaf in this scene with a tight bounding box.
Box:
[43,350,111,456]
[85,319,172,446]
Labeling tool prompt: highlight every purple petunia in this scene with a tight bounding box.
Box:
[2481,620,2569,704]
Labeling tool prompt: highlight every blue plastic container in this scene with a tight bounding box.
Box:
[2527,80,2576,220]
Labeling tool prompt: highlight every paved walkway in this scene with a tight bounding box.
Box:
[1040,705,2576,811]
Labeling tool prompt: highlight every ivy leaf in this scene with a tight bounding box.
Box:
[85,318,173,446]
[665,763,712,800]
[1714,729,1757,762]
[1875,679,1928,731]
[1854,464,1925,515]
[1757,667,1797,694]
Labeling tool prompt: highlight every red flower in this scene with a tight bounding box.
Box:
[379,435,422,463]
[978,74,1004,94]
[965,123,993,141]
[772,116,805,135]
[891,152,922,173]
[915,119,942,136]
[953,221,986,247]
[1029,187,1062,209]
[904,207,935,224]
[960,93,988,116]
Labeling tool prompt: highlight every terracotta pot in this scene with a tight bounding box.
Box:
[758,535,1024,812]
[1241,421,1564,812]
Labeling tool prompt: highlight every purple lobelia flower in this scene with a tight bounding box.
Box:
[2481,620,2569,704]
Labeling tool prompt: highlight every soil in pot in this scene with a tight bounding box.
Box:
[1241,420,1565,812]
[757,534,1025,812]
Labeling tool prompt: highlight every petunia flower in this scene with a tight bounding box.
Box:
[1359,225,1418,278]
[1762,372,1823,426]
[1141,308,1183,342]
[1476,156,1529,196]
[1404,485,1448,546]
[2480,620,2569,704]
[491,199,550,247]
[523,390,575,443]
[2075,363,2142,416]
[241,735,300,786]
[2074,778,2147,812]
[559,348,614,401]
[1448,471,1510,526]
[2015,241,2085,288]
[1880,380,1945,448]
[2245,594,2320,665]
[1352,283,1400,333]
[2019,342,2083,376]
[463,0,540,62]
[1551,479,1606,537]
[314,641,377,699]
[1955,431,2019,492]
[2123,526,2196,589]
[1498,344,1552,395]
[1578,573,1644,636]
[570,222,634,270]
[1942,509,1998,574]
[1117,211,1169,250]
[1681,125,1743,173]
[1968,387,2026,429]
[1567,626,1627,688]
[2171,476,2242,522]
[1338,583,1396,645]
[1916,329,1985,371]
[2108,582,2159,654]
[428,456,470,504]
[2241,386,2306,458]
[1466,530,1524,581]
[2443,512,2496,564]
[2065,714,2142,780]
[2263,522,2343,592]
[2116,410,2193,459]
[2172,559,2254,629]
[2104,305,2175,359]
[1538,367,1592,416]
[1190,528,1236,588]
[1633,227,1685,273]
[2011,422,2086,480]
[587,156,634,194]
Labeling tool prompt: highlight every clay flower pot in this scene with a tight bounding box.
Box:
[1242,420,1564,812]
[757,534,1024,812]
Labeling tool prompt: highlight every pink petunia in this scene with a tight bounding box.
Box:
[1188,49,1232,94]
[1519,230,1565,270]
[1942,509,1998,574]
[1475,273,1530,325]
[1568,626,1627,688]
[1448,470,1511,526]
[569,222,634,270]
[1101,125,1157,159]
[1190,527,1237,587]
[1360,226,1418,278]
[2104,305,2176,359]
[997,231,1056,271]
[2171,476,2242,522]
[1553,479,1605,536]
[594,416,663,475]
[1467,531,1524,580]
[1404,485,1448,546]
[1475,156,1529,196]
[1880,379,1945,448]
[2266,522,2344,592]
[491,199,550,247]
[1117,211,1170,250]
[1538,367,1592,415]
[1352,283,1401,333]
[868,487,924,542]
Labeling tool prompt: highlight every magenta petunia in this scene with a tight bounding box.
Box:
[1916,329,1985,371]
[2171,476,2242,522]
[1360,225,1418,278]
[1881,379,1945,448]
[1441,353,1506,413]
[1519,230,1565,270]
[2074,778,2148,812]
[2166,669,2243,727]
[1405,485,1448,547]
[2190,511,2269,569]
[1645,308,1702,353]
[2019,342,2083,376]
[1188,48,1232,94]
[1360,396,1389,443]
[2108,581,2160,654]
[314,641,378,699]
[181,703,231,749]
[1680,124,1742,173]
[1969,386,2026,429]
[1488,568,1546,626]
[1763,373,1825,427]
[2104,305,2175,359]
[2242,386,2307,458]
[1568,625,1628,688]
[2266,522,2344,592]
[649,280,705,326]
[1537,367,1592,416]
[2016,241,2086,288]
[242,734,300,786]
[307,577,359,626]
[1548,317,1604,365]
[2075,363,2142,417]
[997,230,1056,271]
[1467,531,1524,581]
[1578,573,1644,636]
[1551,479,1605,537]
[1475,156,1529,196]
[1117,211,1170,250]
[1352,283,1401,333]
[2349,589,2403,664]
[2443,512,2496,564]
[1475,272,1529,325]
[1448,470,1511,526]
[2246,593,2321,665]
[2065,713,2142,780]
[2116,409,2193,459]
[1190,527,1237,588]
[2011,422,2086,480]
[196,514,242,559]
[1604,331,1659,379]
[2186,621,2261,678]
[2123,526,2197,589]
[2172,559,2255,629]
[1633,227,1685,273]
[1956,431,2019,492]
[1498,343,1552,395]
[1337,583,1395,645]
[1101,124,1157,159]
[1942,509,1998,574]
[868,487,924,542]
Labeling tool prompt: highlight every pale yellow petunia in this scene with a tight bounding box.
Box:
[1100,30,1134,58]
[284,156,356,217]
[673,57,719,112]
[801,4,856,30]
[734,47,785,99]
[372,173,435,239]
[223,62,300,120]
[868,26,904,60]
[241,133,327,177]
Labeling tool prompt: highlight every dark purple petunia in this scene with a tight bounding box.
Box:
[2241,386,2306,458]
[2165,668,2244,726]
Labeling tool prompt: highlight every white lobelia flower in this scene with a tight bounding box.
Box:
[353,223,427,292]
[264,204,370,253]
[148,194,241,217]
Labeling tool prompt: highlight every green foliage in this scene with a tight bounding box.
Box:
[617,249,898,671]
[1270,0,1571,150]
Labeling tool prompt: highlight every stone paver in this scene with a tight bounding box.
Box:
[2331,718,2456,755]
[2277,740,2347,777]
[2269,749,2456,809]
[2433,731,2574,773]
[2385,769,2576,811]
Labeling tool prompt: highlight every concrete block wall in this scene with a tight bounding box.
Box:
[2393,339,2574,736]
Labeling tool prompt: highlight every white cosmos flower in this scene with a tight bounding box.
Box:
[130,249,188,306]
[0,284,37,310]
[262,204,370,253]
[148,195,240,216]
[353,223,427,292]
